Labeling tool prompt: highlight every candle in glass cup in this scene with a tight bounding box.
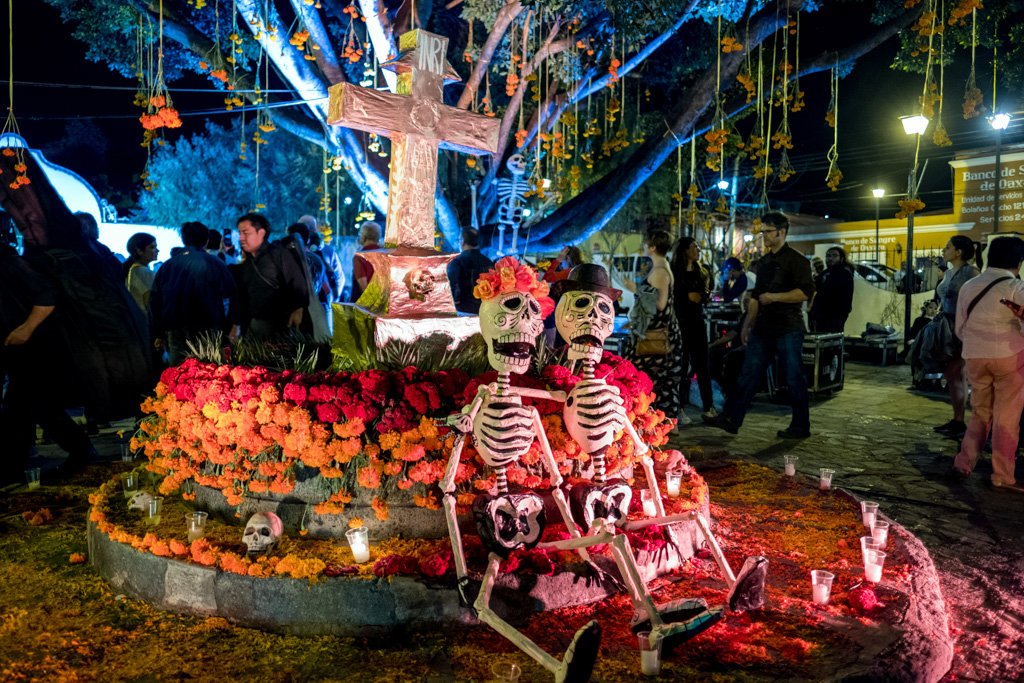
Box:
[121,472,139,499]
[640,490,657,517]
[346,527,371,563]
[25,468,41,490]
[864,549,886,583]
[819,468,835,491]
[871,520,890,548]
[665,471,682,498]
[810,569,835,605]
[860,536,882,565]
[187,511,208,542]
[637,631,662,676]
[784,454,798,477]
[860,501,879,528]
[145,496,163,526]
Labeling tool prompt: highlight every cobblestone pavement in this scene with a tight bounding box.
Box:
[671,361,1024,682]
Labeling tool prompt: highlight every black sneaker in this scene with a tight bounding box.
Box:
[703,415,739,435]
[777,427,811,439]
[934,420,965,435]
[940,421,967,439]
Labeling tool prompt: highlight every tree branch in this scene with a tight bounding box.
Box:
[455,0,525,110]
[290,0,346,86]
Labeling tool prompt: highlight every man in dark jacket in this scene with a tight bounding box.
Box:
[447,228,493,314]
[809,247,854,334]
[150,221,236,365]
[232,213,308,337]
[0,245,94,483]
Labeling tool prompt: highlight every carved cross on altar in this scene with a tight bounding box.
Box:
[327,29,501,251]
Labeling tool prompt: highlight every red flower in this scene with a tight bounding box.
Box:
[315,402,342,423]
[283,382,307,404]
[418,549,452,577]
[372,554,420,577]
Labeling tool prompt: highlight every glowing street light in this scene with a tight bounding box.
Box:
[899,114,930,136]
[988,113,1011,232]
[872,188,885,263]
[989,112,1011,131]
[899,113,929,348]
[717,179,730,190]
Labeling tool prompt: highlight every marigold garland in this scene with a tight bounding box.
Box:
[134,355,674,518]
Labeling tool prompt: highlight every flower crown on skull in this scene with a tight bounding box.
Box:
[473,256,554,317]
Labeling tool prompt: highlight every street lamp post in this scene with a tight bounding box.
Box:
[872,188,885,264]
[899,114,930,350]
[989,113,1011,233]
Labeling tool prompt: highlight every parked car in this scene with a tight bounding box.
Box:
[852,261,898,289]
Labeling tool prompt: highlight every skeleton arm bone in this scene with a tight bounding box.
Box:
[446,385,489,436]
[639,455,667,518]
[511,386,567,403]
[529,406,590,562]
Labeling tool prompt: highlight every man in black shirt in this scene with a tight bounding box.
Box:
[151,221,236,365]
[232,213,309,337]
[447,228,494,314]
[705,212,816,438]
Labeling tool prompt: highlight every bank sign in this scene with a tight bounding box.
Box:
[950,150,1024,232]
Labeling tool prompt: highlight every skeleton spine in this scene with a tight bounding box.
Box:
[495,466,509,495]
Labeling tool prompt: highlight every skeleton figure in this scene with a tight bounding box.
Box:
[551,264,727,653]
[242,511,284,555]
[441,257,609,682]
[494,155,528,256]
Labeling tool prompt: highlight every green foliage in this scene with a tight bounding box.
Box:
[138,119,343,234]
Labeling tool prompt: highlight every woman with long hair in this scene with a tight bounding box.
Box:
[616,230,685,420]
[124,232,158,313]
[934,235,983,438]
[671,236,715,419]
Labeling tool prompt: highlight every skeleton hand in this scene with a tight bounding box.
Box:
[447,412,475,434]
[573,379,628,430]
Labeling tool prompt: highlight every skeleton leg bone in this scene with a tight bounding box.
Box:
[474,553,602,683]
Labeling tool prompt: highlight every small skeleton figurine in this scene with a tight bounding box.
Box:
[551,264,726,647]
[441,257,607,681]
[494,155,528,256]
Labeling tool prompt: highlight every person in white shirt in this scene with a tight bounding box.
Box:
[952,236,1024,492]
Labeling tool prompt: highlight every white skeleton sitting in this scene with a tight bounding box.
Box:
[550,264,727,653]
[441,258,620,682]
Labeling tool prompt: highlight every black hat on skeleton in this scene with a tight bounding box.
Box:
[550,263,622,301]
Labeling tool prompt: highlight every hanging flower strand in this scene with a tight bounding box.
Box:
[824,64,842,192]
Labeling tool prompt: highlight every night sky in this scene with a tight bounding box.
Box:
[6,1,1023,223]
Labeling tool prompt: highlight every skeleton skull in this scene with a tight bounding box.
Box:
[479,291,545,374]
[403,268,436,302]
[242,512,284,555]
[555,291,616,364]
[128,491,154,511]
[505,154,527,177]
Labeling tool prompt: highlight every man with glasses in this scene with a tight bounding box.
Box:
[704,212,816,438]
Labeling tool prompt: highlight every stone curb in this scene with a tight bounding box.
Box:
[87,509,705,635]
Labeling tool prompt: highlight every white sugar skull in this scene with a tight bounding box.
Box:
[479,291,545,373]
[128,491,154,511]
[242,512,284,555]
[556,290,616,364]
[505,154,527,177]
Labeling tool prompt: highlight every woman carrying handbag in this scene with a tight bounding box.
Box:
[615,230,686,422]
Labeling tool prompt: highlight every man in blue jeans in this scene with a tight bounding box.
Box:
[704,212,816,439]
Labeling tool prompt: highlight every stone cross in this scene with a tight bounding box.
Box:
[327,29,501,251]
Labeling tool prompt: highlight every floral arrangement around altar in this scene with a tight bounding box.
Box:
[132,353,676,519]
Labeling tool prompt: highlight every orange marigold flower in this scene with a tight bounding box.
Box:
[69,552,87,564]
[371,496,389,520]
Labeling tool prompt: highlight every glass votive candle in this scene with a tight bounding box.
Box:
[864,549,886,583]
[637,631,663,676]
[819,468,835,491]
[25,467,41,490]
[121,472,139,499]
[665,470,682,498]
[145,496,164,525]
[121,444,133,462]
[186,511,208,542]
[489,661,522,683]
[346,527,371,563]
[810,569,835,605]
[871,520,890,549]
[860,501,879,529]
[640,489,657,517]
[860,536,883,565]
[784,454,798,477]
